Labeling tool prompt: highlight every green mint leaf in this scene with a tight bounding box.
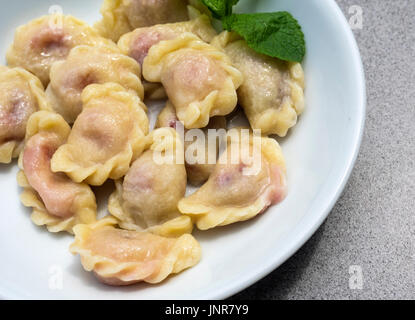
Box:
[223,12,306,62]
[201,0,239,19]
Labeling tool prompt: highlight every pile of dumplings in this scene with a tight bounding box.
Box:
[0,0,305,287]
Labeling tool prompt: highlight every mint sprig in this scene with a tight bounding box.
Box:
[223,12,305,62]
[201,0,306,62]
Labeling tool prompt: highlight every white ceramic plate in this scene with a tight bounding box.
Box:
[0,0,365,300]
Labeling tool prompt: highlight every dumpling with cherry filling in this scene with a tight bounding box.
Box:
[70,217,201,285]
[117,7,216,99]
[211,31,305,137]
[143,33,243,129]
[178,128,287,230]
[51,83,149,186]
[109,127,193,237]
[17,111,96,233]
[6,14,114,85]
[46,44,144,123]
[0,66,50,163]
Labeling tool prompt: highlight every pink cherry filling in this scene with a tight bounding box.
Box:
[30,26,70,58]
[130,30,168,66]
[23,133,76,219]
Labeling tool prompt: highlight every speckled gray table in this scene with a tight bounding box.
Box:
[233,0,415,300]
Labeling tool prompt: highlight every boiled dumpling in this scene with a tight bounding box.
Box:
[0,66,50,163]
[17,111,97,233]
[155,101,226,185]
[211,31,305,137]
[109,127,192,236]
[95,0,195,42]
[143,33,243,129]
[178,128,287,230]
[6,14,114,86]
[118,7,216,100]
[51,83,149,186]
[118,9,216,67]
[46,45,144,123]
[70,217,201,285]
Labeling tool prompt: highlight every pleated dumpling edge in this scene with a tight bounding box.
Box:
[51,83,149,186]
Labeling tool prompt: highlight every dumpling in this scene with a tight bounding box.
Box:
[178,128,287,230]
[155,101,226,185]
[211,31,305,137]
[109,127,192,237]
[0,66,50,163]
[46,45,144,123]
[17,111,97,233]
[95,0,193,42]
[70,217,202,285]
[51,83,149,186]
[6,14,115,86]
[118,8,216,100]
[118,9,216,67]
[143,33,243,129]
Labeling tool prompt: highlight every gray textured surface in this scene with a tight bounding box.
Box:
[233,0,415,300]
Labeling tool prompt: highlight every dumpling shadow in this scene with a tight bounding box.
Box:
[21,208,73,241]
[271,112,305,146]
[192,213,263,242]
[0,159,18,174]
[92,180,116,218]
[272,131,292,145]
[66,257,166,295]
[226,105,250,129]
